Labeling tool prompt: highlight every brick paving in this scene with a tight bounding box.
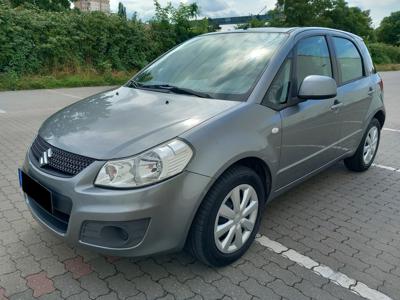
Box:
[0,72,399,299]
[64,257,92,280]
[26,272,55,297]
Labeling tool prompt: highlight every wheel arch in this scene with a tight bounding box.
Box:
[184,155,273,259]
[373,110,385,128]
[204,155,273,205]
[227,157,272,202]
[184,155,273,248]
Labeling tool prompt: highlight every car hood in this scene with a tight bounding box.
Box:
[39,87,240,159]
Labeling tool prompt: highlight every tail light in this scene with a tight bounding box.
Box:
[378,78,384,92]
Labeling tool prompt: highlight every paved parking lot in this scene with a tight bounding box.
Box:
[0,72,399,300]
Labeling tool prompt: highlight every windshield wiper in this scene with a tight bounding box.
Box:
[138,84,213,99]
[126,79,141,88]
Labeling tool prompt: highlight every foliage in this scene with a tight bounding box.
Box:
[10,0,70,11]
[324,0,374,41]
[375,64,400,72]
[268,0,333,27]
[0,69,134,91]
[1,0,398,91]
[0,5,148,75]
[149,0,210,54]
[236,17,267,29]
[0,1,211,78]
[366,43,400,65]
[264,0,374,40]
[117,2,126,20]
[377,11,400,46]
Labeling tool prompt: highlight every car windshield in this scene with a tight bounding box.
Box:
[132,32,288,101]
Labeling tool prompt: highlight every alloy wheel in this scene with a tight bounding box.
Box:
[363,126,379,165]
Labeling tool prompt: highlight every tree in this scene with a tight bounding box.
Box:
[325,0,374,41]
[131,11,138,21]
[150,0,208,51]
[236,16,267,29]
[172,2,200,42]
[267,0,374,40]
[377,11,400,46]
[10,0,71,10]
[0,0,11,6]
[117,2,126,20]
[268,0,333,27]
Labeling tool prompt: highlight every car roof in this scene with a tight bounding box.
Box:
[206,27,363,41]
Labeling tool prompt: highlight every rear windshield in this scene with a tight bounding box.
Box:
[133,32,288,101]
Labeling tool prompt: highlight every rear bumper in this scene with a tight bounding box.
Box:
[21,152,211,256]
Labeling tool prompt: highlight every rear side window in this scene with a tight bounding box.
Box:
[296,36,332,87]
[332,37,364,83]
[359,41,376,74]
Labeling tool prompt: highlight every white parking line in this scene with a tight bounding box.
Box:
[383,128,400,133]
[372,163,400,172]
[0,109,5,113]
[256,235,392,300]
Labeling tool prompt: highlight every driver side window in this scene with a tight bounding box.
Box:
[296,36,332,89]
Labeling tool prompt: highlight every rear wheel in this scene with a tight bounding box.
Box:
[344,118,381,172]
[187,166,265,267]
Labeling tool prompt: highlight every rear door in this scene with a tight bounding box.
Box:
[274,35,342,189]
[329,36,373,155]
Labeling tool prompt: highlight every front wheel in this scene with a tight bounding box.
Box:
[344,118,381,172]
[186,166,265,267]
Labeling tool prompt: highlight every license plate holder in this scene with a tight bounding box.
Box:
[19,169,53,214]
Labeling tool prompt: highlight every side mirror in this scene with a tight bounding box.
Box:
[298,75,337,100]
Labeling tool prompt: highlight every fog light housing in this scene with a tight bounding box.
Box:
[80,219,150,248]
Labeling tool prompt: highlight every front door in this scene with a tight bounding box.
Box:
[275,35,342,189]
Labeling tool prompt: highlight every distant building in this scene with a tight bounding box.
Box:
[74,0,110,13]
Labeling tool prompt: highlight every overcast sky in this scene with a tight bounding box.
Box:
[110,0,400,27]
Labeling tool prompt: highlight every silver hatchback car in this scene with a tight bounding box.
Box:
[20,27,385,266]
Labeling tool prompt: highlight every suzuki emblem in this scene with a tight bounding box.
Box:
[39,148,53,167]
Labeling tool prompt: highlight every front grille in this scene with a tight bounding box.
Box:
[30,135,95,177]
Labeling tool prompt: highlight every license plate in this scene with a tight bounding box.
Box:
[19,169,53,214]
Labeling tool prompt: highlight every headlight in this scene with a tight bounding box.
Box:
[95,139,193,188]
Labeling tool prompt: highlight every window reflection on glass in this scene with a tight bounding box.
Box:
[333,37,363,83]
[135,33,288,101]
[296,36,332,87]
[264,59,292,105]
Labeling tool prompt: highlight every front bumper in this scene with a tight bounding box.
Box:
[21,152,211,256]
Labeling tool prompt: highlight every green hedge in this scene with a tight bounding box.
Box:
[1,4,399,79]
[0,4,184,76]
[367,43,400,65]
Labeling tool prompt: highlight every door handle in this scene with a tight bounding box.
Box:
[368,88,376,96]
[331,100,343,111]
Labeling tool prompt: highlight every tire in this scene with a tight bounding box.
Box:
[344,118,381,172]
[186,165,266,267]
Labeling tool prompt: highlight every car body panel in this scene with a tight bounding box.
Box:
[335,77,373,155]
[182,103,281,189]
[276,97,341,189]
[22,153,212,256]
[20,27,385,257]
[39,86,240,160]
